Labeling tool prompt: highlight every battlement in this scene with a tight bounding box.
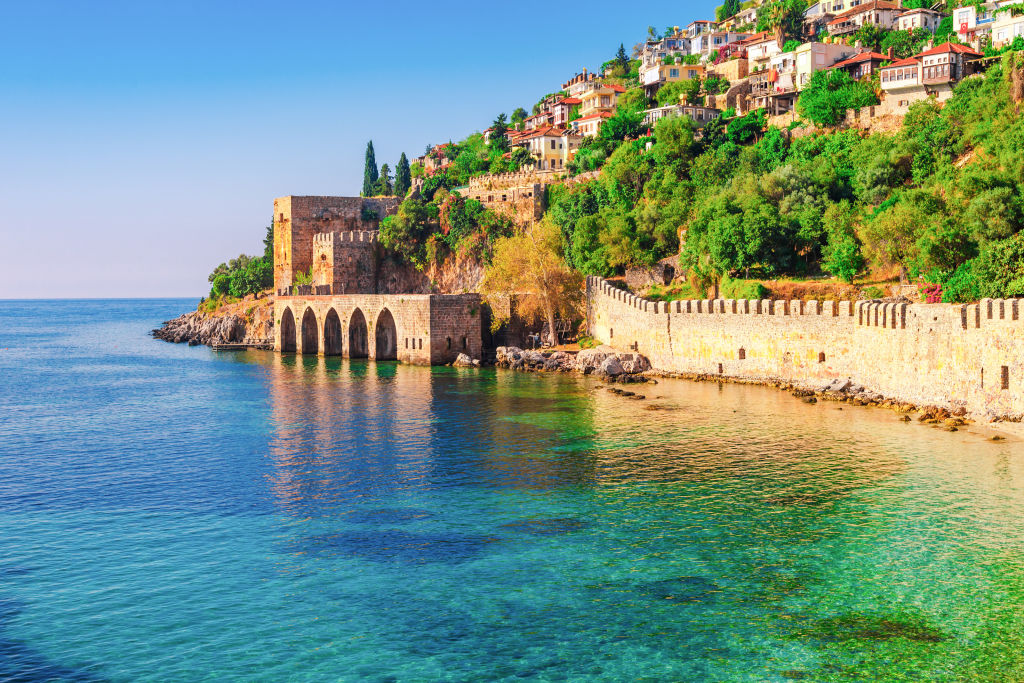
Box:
[466,170,561,191]
[589,276,912,328]
[586,276,1024,418]
[313,230,379,246]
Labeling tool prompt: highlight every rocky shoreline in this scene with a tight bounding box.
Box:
[152,294,274,348]
[482,345,1019,438]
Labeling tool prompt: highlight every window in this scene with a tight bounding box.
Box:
[550,140,556,150]
[670,68,679,77]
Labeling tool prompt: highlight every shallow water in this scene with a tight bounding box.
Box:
[1,300,1023,681]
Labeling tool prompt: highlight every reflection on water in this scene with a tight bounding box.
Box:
[1,300,1024,681]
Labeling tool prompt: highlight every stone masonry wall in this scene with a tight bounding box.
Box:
[273,195,401,291]
[274,293,482,366]
[587,276,1024,418]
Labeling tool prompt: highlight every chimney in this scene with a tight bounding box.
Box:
[887,46,894,59]
[855,39,862,48]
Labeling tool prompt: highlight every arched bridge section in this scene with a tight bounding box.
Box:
[274,294,482,365]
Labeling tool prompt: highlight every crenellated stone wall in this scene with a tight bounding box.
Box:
[273,195,400,291]
[587,276,1024,418]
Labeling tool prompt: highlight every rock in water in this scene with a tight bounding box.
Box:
[453,353,477,367]
[600,356,624,376]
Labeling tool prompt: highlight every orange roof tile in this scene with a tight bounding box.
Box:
[914,42,984,58]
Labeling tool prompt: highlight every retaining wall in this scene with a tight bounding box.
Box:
[587,276,1024,417]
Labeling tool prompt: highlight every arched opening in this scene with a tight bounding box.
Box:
[300,308,318,355]
[280,307,296,352]
[738,347,746,360]
[349,308,368,359]
[323,309,342,356]
[374,308,398,360]
[818,352,826,363]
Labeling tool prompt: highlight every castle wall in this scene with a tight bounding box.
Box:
[273,195,400,291]
[274,293,482,365]
[311,231,379,294]
[587,276,1024,418]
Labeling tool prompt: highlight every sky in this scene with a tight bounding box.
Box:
[0,0,716,298]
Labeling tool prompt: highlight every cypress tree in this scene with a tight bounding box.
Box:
[394,153,411,197]
[376,163,393,196]
[490,113,509,153]
[362,140,378,196]
[616,44,629,71]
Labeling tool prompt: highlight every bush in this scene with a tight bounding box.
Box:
[721,277,768,300]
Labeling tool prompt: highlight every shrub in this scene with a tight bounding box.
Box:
[721,277,768,300]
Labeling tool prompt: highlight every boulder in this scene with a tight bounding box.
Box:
[617,353,651,374]
[823,378,852,393]
[453,353,476,368]
[600,356,624,376]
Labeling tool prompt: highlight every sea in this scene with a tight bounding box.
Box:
[1,299,1023,682]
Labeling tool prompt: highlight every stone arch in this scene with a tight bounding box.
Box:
[349,308,368,359]
[323,308,343,356]
[374,308,398,360]
[300,307,319,355]
[280,307,296,352]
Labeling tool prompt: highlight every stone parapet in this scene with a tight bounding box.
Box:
[586,276,1024,418]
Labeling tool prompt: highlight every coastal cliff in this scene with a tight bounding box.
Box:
[153,293,274,347]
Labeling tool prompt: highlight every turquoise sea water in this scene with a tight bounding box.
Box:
[2,300,1024,682]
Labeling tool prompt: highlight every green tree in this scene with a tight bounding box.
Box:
[490,113,509,153]
[616,43,629,71]
[511,107,528,130]
[394,152,411,198]
[362,140,378,197]
[717,0,741,20]
[375,163,393,196]
[797,69,877,126]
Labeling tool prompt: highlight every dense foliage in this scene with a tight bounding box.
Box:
[540,56,1024,303]
[208,223,274,299]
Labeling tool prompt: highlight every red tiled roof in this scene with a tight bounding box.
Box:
[558,97,582,105]
[574,111,614,123]
[914,42,984,58]
[832,51,888,68]
[882,57,921,68]
[514,125,570,141]
[606,84,628,93]
[828,0,903,24]
[737,31,773,46]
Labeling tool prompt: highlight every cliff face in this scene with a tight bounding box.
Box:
[153,293,274,347]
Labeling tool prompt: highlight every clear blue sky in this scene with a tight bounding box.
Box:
[0,0,716,298]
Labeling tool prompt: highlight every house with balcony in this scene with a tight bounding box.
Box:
[693,30,753,59]
[803,1,836,38]
[510,126,581,171]
[827,0,905,37]
[551,97,581,127]
[686,20,718,40]
[830,49,890,80]
[917,42,984,88]
[578,84,625,118]
[571,111,614,137]
[643,103,722,128]
[955,3,995,46]
[745,32,783,72]
[878,42,983,114]
[793,41,860,88]
[992,5,1024,48]
[895,7,945,32]
[757,50,800,113]
[640,60,705,97]
[879,57,925,113]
